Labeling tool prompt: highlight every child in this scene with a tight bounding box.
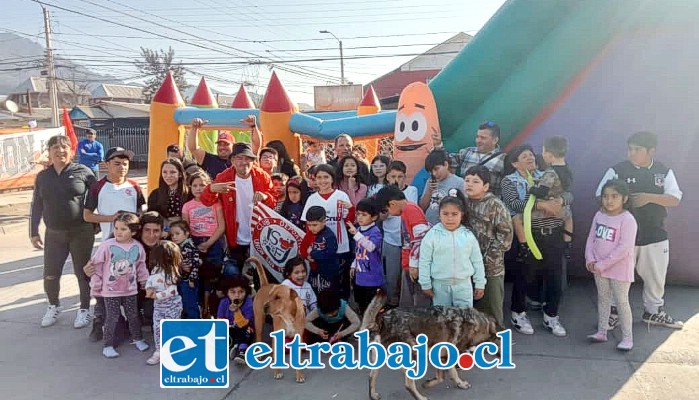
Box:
[305,164,319,194]
[375,186,431,308]
[336,155,368,208]
[271,173,287,212]
[464,166,514,326]
[299,206,340,293]
[90,212,149,358]
[305,290,361,344]
[258,147,278,176]
[386,160,418,203]
[301,164,354,300]
[303,140,326,170]
[419,149,465,225]
[169,220,202,319]
[512,136,574,260]
[280,176,309,231]
[585,179,637,351]
[367,155,391,198]
[281,256,317,313]
[145,241,183,365]
[218,275,255,364]
[419,191,486,308]
[346,199,384,315]
[181,170,225,318]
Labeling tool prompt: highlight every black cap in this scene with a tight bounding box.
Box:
[105,147,135,161]
[166,144,180,153]
[231,143,256,159]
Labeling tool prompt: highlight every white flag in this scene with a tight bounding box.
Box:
[250,203,306,283]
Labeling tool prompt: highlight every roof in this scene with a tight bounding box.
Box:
[92,84,144,100]
[70,101,149,120]
[12,77,91,96]
[367,32,472,99]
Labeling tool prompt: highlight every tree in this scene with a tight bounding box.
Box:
[135,46,188,102]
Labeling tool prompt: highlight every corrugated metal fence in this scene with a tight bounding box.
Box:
[95,127,149,168]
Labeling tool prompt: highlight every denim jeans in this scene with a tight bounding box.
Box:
[178,280,200,319]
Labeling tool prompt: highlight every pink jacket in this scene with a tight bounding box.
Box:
[90,238,149,297]
[585,210,638,282]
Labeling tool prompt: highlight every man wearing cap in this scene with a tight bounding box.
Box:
[200,142,275,268]
[187,117,262,180]
[84,147,146,241]
[77,128,104,179]
[434,120,507,196]
[30,135,97,329]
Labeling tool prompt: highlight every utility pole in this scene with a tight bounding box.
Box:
[320,30,346,85]
[42,5,59,127]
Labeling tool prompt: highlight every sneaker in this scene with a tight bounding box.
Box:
[132,340,150,352]
[617,338,633,351]
[146,351,160,365]
[607,306,619,330]
[88,318,104,342]
[587,331,608,343]
[543,314,567,337]
[511,311,534,335]
[73,309,92,329]
[234,351,246,366]
[103,346,120,358]
[41,305,60,327]
[229,344,239,360]
[642,307,684,329]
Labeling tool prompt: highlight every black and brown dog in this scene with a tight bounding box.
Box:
[361,290,504,400]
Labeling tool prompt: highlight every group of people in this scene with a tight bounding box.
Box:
[29,117,683,365]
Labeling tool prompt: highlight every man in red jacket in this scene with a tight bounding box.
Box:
[200,143,275,270]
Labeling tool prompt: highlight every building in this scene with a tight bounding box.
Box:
[8,76,91,111]
[91,84,145,104]
[366,32,472,109]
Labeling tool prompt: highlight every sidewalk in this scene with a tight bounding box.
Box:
[0,169,148,235]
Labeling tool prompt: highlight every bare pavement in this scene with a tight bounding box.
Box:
[0,173,697,400]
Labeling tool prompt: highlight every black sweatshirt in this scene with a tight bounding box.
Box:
[30,163,97,237]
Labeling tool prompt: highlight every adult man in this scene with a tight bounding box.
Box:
[187,117,262,180]
[200,143,275,269]
[30,135,96,328]
[77,128,104,178]
[84,211,164,341]
[435,120,507,195]
[596,132,683,329]
[329,133,369,180]
[83,147,145,241]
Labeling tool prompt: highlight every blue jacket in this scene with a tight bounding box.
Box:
[418,223,486,290]
[351,224,384,287]
[77,139,104,170]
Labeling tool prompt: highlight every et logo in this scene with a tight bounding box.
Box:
[160,320,229,388]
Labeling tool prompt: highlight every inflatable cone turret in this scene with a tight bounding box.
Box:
[148,72,185,190]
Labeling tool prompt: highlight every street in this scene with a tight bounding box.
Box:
[0,196,698,400]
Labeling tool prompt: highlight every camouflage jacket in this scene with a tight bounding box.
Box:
[466,193,513,277]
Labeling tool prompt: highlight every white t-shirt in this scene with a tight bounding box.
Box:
[383,185,419,246]
[85,178,144,241]
[301,189,352,254]
[281,279,317,313]
[235,175,254,245]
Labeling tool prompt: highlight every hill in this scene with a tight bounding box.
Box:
[0,32,124,94]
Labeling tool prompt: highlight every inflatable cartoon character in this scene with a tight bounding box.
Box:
[392,82,442,183]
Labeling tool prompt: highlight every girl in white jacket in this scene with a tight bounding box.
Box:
[419,190,486,307]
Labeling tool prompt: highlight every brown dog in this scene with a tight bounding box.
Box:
[361,291,503,400]
[244,257,306,383]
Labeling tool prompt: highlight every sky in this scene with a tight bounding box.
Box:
[2,0,506,105]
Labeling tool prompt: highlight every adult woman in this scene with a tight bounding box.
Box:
[266,140,300,179]
[147,158,190,224]
[501,145,568,338]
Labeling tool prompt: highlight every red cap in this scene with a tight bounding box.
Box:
[216,132,235,145]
